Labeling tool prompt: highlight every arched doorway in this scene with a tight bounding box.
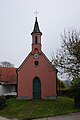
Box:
[33,77,41,99]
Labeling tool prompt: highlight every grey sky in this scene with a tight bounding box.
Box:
[0,0,80,67]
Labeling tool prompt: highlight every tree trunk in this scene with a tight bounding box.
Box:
[74,95,80,108]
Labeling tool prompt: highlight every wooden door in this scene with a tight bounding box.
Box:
[33,77,41,99]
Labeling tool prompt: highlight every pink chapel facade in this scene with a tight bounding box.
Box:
[17,17,57,100]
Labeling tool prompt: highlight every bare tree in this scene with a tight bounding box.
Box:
[52,29,80,79]
[52,29,80,108]
[0,61,14,68]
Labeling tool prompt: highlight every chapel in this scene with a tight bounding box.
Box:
[17,17,57,100]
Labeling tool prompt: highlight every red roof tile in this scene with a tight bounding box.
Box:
[0,67,17,84]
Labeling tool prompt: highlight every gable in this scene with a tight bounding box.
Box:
[42,52,56,71]
[17,52,32,71]
[17,51,56,75]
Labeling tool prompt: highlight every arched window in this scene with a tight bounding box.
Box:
[35,36,37,44]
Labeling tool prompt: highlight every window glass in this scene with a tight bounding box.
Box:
[34,61,39,66]
[35,36,37,44]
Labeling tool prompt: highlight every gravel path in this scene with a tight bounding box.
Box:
[0,116,18,120]
[34,112,80,120]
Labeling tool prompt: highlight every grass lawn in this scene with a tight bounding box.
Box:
[0,97,80,119]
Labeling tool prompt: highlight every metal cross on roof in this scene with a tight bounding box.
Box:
[34,10,39,17]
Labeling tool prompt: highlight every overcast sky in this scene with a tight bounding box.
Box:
[0,0,80,68]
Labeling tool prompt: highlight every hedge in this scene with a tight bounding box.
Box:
[0,96,6,110]
[57,88,71,97]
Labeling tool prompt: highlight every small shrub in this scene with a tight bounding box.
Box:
[5,95,16,99]
[0,96,6,110]
[57,88,71,97]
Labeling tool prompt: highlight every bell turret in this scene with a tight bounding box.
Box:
[31,17,42,54]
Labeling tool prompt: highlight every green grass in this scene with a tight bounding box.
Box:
[0,97,80,119]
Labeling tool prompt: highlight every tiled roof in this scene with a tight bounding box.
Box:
[0,67,17,84]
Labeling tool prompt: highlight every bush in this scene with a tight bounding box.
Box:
[57,88,71,97]
[5,95,16,99]
[0,96,6,110]
[70,78,80,108]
